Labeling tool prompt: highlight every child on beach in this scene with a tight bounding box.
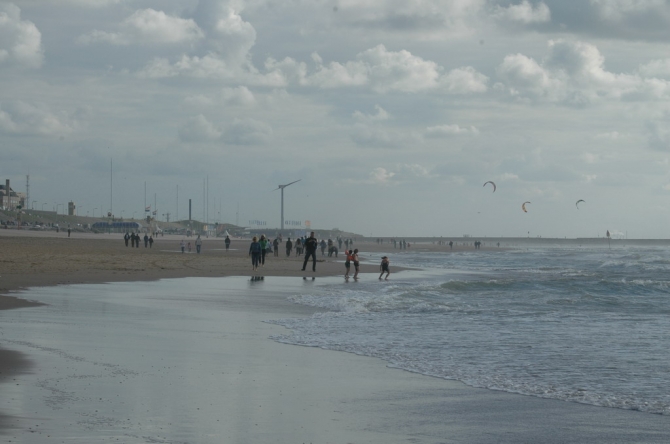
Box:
[344,249,353,278]
[379,256,390,280]
[352,249,360,280]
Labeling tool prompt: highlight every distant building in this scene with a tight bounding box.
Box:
[0,180,26,210]
[92,221,143,233]
[68,201,76,216]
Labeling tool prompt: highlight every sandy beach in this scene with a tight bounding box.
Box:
[2,230,669,443]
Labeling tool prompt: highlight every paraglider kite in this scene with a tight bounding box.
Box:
[522,201,531,213]
[483,181,496,193]
[576,199,585,209]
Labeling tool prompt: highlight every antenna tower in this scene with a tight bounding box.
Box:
[26,175,30,209]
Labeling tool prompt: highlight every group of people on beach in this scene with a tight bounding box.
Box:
[124,232,153,248]
[246,232,390,280]
[249,231,321,272]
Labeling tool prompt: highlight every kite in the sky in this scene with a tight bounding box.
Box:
[483,181,496,192]
[522,201,531,213]
[576,199,585,209]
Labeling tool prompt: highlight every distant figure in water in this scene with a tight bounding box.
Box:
[379,256,390,280]
[449,241,453,249]
[225,235,231,251]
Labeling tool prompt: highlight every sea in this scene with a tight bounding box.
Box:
[270,245,670,415]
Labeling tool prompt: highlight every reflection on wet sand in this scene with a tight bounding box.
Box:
[0,347,33,435]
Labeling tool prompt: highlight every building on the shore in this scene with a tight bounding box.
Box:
[68,201,77,216]
[0,180,26,210]
[92,221,143,233]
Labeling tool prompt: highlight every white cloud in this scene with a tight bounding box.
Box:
[138,54,232,79]
[0,3,43,68]
[352,105,390,122]
[178,115,222,142]
[496,52,562,100]
[494,1,551,24]
[350,122,421,148]
[368,163,435,185]
[639,58,670,79]
[221,86,256,106]
[441,66,489,93]
[424,124,479,137]
[140,54,286,86]
[496,39,670,103]
[0,101,78,136]
[78,9,204,45]
[590,0,666,21]
[222,118,272,145]
[369,167,395,184]
[499,172,520,181]
[270,45,488,94]
[209,5,257,63]
[309,44,440,93]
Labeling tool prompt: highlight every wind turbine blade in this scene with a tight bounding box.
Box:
[284,179,301,187]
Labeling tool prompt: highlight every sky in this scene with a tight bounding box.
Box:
[3,0,670,238]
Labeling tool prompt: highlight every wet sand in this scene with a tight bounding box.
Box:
[2,231,669,442]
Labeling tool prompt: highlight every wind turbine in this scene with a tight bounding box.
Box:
[274,180,301,230]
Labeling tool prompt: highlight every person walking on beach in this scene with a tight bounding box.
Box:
[68,228,71,238]
[259,234,269,267]
[301,231,318,272]
[379,256,390,280]
[285,238,292,257]
[187,242,192,253]
[180,239,185,253]
[149,235,154,248]
[352,249,360,280]
[273,237,279,257]
[124,232,130,247]
[320,239,327,256]
[295,238,302,256]
[144,234,149,248]
[344,249,353,279]
[195,235,202,254]
[225,235,231,251]
[249,236,262,271]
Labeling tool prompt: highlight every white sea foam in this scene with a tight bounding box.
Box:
[272,246,670,415]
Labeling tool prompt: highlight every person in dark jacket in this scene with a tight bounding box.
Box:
[285,238,293,257]
[301,232,318,272]
[249,236,262,271]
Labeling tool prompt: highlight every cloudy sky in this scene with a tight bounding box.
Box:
[4,0,670,238]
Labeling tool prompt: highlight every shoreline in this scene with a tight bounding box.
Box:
[0,230,486,310]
